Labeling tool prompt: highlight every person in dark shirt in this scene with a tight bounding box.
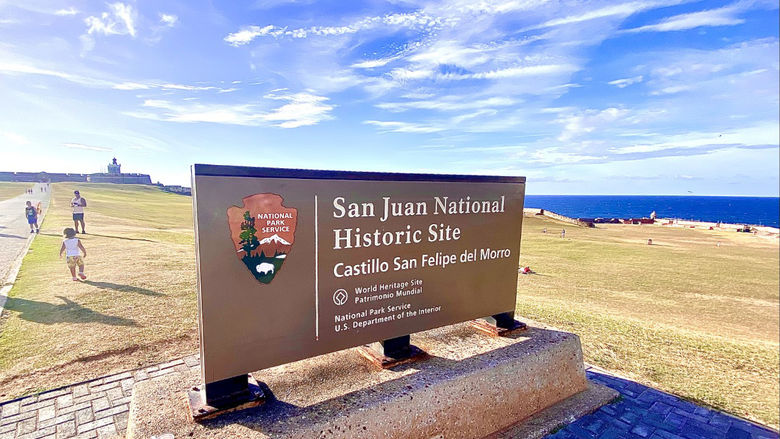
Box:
[25,200,39,234]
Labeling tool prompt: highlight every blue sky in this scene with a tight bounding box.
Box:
[0,0,777,195]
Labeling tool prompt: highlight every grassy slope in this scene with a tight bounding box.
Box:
[517,215,779,428]
[0,186,777,428]
[0,183,197,398]
[0,182,34,201]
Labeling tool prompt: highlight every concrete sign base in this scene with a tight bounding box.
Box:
[127,323,617,439]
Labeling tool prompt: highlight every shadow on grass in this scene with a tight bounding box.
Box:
[81,233,155,243]
[83,281,163,297]
[2,295,137,326]
[37,232,155,243]
[0,233,26,240]
[39,233,65,238]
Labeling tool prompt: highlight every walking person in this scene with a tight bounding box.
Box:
[59,228,87,281]
[24,201,39,234]
[561,228,566,238]
[71,190,87,234]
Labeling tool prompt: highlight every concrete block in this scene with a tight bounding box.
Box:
[128,324,615,439]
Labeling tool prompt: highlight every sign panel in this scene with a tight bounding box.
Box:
[192,165,526,383]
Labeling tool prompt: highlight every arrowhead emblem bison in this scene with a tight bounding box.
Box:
[227,193,297,284]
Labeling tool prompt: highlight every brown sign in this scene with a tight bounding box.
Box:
[192,165,526,383]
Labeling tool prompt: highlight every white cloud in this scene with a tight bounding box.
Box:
[84,3,137,37]
[128,91,334,128]
[557,107,631,141]
[363,120,444,133]
[643,38,779,98]
[377,96,518,112]
[0,60,115,87]
[55,7,79,16]
[225,11,453,46]
[0,59,241,94]
[434,0,552,15]
[624,2,746,33]
[608,75,643,88]
[407,41,491,69]
[388,67,436,81]
[63,142,112,152]
[1,130,30,146]
[387,63,578,82]
[527,0,683,31]
[224,25,276,46]
[113,82,151,90]
[530,148,605,164]
[351,56,402,69]
[608,122,779,154]
[261,93,334,128]
[159,83,218,91]
[446,63,579,80]
[159,13,178,27]
[650,85,690,95]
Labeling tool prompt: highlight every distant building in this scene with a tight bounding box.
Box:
[158,184,192,196]
[0,171,88,183]
[86,157,151,184]
[0,157,193,194]
[107,157,121,174]
[1,157,151,185]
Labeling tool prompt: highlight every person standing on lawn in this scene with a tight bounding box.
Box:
[71,190,87,233]
[59,227,87,281]
[24,200,39,233]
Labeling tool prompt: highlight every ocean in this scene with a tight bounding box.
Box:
[524,196,780,228]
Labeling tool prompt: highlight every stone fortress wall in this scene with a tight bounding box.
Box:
[0,171,152,184]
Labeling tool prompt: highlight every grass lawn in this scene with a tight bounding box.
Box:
[0,183,197,399]
[0,185,777,429]
[0,182,34,201]
[517,214,779,428]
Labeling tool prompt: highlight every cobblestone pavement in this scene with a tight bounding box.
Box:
[0,355,199,439]
[551,368,779,439]
[0,357,776,438]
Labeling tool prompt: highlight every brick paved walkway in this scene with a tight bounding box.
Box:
[553,368,779,439]
[0,358,776,438]
[0,355,199,439]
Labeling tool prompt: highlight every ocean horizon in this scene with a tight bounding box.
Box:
[524,195,780,228]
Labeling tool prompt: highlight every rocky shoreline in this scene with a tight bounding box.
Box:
[524,208,779,237]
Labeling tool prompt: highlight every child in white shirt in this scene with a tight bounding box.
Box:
[59,228,87,281]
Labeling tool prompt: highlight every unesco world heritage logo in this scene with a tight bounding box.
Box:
[227,193,297,284]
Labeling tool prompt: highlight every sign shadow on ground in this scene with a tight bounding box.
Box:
[82,280,163,297]
[2,295,138,326]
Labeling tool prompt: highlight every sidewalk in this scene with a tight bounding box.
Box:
[0,183,50,313]
[0,356,776,439]
[0,355,199,439]
[553,367,778,439]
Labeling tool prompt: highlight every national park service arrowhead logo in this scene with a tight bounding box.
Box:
[227,194,297,284]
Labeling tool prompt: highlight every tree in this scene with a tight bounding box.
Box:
[239,210,259,254]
